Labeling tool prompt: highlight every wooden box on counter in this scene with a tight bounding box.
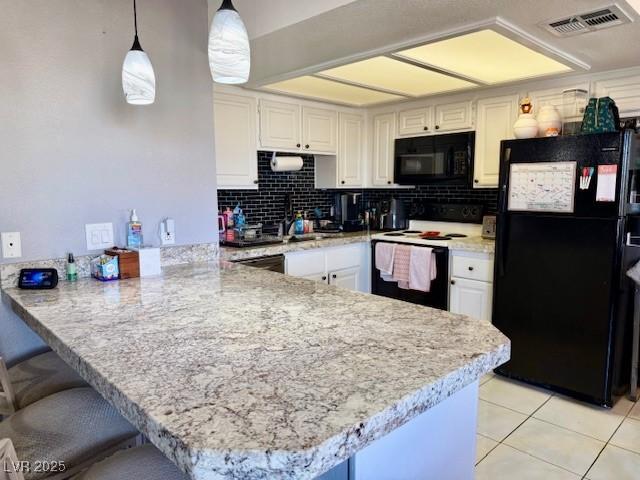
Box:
[105,248,140,279]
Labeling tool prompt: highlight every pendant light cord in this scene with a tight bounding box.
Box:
[133,0,138,36]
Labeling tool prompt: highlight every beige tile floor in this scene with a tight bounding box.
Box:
[476,373,640,479]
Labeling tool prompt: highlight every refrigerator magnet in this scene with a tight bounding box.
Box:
[579,167,594,190]
[595,164,617,202]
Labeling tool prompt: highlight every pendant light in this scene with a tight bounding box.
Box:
[122,0,156,105]
[208,0,250,84]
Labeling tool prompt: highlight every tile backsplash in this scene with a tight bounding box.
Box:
[217,152,498,225]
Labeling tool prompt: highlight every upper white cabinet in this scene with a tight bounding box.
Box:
[259,100,338,154]
[398,101,472,136]
[302,107,337,153]
[594,74,640,117]
[214,92,258,189]
[371,112,397,186]
[474,94,519,188]
[317,113,365,188]
[398,106,434,136]
[259,99,301,150]
[337,112,365,187]
[434,101,473,132]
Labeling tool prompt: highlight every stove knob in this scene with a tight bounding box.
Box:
[462,207,470,217]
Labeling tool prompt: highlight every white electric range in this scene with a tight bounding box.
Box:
[370,203,486,310]
[370,220,483,247]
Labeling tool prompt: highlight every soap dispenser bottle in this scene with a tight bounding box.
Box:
[127,209,143,248]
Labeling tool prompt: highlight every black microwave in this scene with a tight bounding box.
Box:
[394,132,475,185]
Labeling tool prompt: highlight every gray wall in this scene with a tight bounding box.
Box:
[0,0,216,364]
[0,0,217,264]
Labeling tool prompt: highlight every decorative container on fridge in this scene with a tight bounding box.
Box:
[537,105,562,137]
[513,97,539,139]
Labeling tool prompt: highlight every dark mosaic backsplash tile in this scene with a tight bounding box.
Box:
[217,152,498,225]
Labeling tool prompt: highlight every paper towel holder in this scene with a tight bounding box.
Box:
[270,152,304,172]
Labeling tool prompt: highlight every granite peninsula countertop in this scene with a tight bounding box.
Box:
[2,262,509,479]
[220,231,494,262]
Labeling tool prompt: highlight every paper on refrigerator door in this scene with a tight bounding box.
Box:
[595,164,617,202]
[508,161,576,213]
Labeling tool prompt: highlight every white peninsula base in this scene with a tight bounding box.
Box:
[321,381,479,480]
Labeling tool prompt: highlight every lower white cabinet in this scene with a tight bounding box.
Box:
[329,266,361,291]
[285,242,369,293]
[449,252,494,321]
[449,277,492,321]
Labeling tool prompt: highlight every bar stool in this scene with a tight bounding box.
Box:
[0,351,87,415]
[73,444,189,480]
[0,387,138,480]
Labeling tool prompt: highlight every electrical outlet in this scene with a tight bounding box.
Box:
[160,218,175,246]
[85,223,114,251]
[1,232,22,259]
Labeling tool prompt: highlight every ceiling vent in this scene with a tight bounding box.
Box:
[542,5,632,37]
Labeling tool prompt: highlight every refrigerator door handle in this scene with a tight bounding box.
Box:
[497,213,509,277]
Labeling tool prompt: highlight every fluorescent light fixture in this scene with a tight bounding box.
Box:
[395,29,572,84]
[319,56,477,97]
[627,0,640,15]
[264,76,404,106]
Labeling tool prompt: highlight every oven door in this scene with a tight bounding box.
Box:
[370,241,449,310]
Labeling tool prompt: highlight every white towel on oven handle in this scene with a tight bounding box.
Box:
[409,246,437,292]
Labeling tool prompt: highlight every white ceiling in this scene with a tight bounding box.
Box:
[207,0,359,39]
[245,0,640,88]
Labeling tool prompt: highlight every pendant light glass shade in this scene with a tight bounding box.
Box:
[122,1,156,105]
[208,0,250,84]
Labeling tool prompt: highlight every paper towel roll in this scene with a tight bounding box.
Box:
[270,155,304,172]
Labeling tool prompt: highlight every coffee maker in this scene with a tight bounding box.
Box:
[333,193,364,231]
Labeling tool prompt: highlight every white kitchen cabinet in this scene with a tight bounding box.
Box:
[302,107,337,153]
[449,252,494,321]
[316,112,365,188]
[285,242,369,292]
[474,94,519,188]
[594,74,640,117]
[328,265,360,291]
[214,92,258,189]
[337,112,365,187]
[259,100,339,154]
[398,106,433,136]
[259,99,301,150]
[371,112,397,186]
[434,101,473,132]
[449,277,493,321]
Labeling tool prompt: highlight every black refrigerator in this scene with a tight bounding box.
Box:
[493,131,640,407]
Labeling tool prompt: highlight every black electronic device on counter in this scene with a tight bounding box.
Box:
[18,268,59,289]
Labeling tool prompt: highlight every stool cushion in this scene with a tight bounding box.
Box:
[75,444,189,480]
[8,351,87,410]
[0,387,138,480]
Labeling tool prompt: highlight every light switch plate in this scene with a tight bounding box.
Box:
[85,223,114,251]
[1,232,22,259]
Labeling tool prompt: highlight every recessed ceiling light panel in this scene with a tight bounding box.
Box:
[263,75,404,106]
[395,29,573,84]
[319,56,477,97]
